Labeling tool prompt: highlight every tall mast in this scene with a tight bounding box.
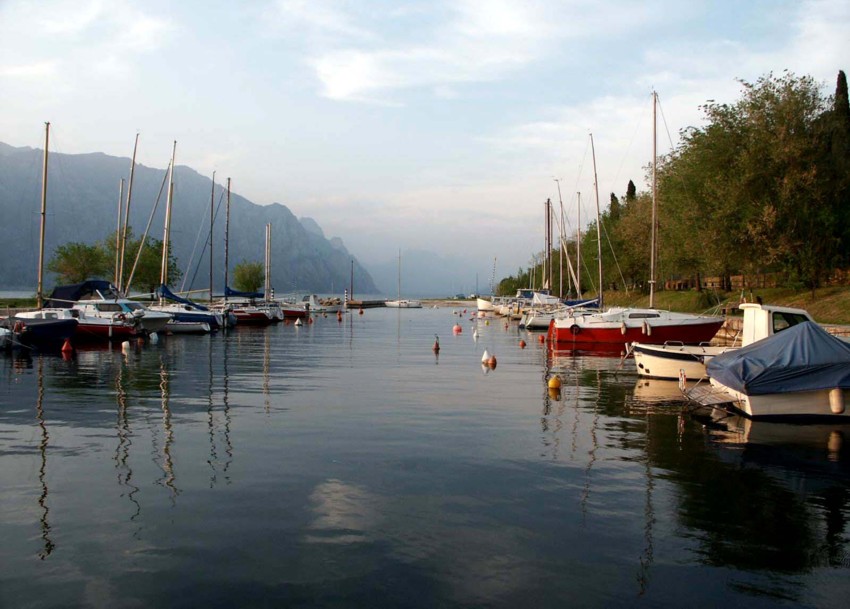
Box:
[118,132,139,293]
[649,91,658,308]
[36,122,49,309]
[397,248,401,300]
[114,179,125,286]
[159,140,176,299]
[544,198,552,291]
[590,133,604,310]
[264,223,272,301]
[209,171,215,302]
[224,177,231,302]
[576,191,581,298]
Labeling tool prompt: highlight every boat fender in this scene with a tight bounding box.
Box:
[642,321,652,336]
[13,320,23,333]
[620,322,627,335]
[829,388,845,415]
[570,324,580,335]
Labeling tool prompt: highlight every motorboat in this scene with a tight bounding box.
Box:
[45,280,171,337]
[548,306,724,346]
[386,299,423,308]
[0,310,78,350]
[684,322,850,419]
[302,294,344,314]
[633,303,815,380]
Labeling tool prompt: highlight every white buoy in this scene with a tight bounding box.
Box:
[481,349,491,363]
[473,328,479,341]
[294,318,303,326]
[149,332,159,344]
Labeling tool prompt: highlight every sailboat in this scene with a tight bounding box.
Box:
[548,93,724,346]
[385,250,422,308]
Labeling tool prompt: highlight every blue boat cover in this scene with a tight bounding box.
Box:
[44,280,118,308]
[706,322,850,395]
[225,286,264,299]
[157,284,209,311]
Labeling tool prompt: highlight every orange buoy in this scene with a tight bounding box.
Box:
[519,340,526,349]
[487,355,497,369]
[548,375,562,389]
[453,323,462,335]
[61,338,73,354]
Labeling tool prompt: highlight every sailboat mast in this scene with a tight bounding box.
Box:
[118,132,139,293]
[397,249,401,300]
[649,91,658,308]
[159,141,176,299]
[114,179,124,286]
[264,223,272,301]
[224,177,231,303]
[209,171,215,303]
[36,122,49,310]
[590,133,603,310]
[576,192,581,298]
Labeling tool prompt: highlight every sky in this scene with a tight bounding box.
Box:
[1,0,848,284]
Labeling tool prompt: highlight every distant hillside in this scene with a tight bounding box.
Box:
[369,249,486,298]
[0,142,378,294]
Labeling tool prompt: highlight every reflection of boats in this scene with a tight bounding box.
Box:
[686,322,850,419]
[633,378,690,404]
[633,304,814,380]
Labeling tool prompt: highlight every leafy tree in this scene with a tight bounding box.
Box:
[103,230,182,295]
[48,242,110,284]
[233,261,264,293]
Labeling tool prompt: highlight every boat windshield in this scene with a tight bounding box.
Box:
[772,311,812,334]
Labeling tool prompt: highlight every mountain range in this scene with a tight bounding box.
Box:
[0,141,378,295]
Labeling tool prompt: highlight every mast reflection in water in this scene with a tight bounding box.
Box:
[1,307,849,608]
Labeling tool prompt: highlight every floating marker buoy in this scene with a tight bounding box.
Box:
[121,340,131,353]
[463,309,467,314]
[61,338,73,354]
[485,320,490,326]
[359,308,364,315]
[473,329,479,341]
[487,355,497,369]
[538,334,545,343]
[548,387,561,401]
[149,332,159,344]
[453,323,462,335]
[294,318,303,326]
[519,339,526,349]
[308,317,314,324]
[337,311,343,322]
[548,375,562,389]
[481,349,491,363]
[433,335,440,353]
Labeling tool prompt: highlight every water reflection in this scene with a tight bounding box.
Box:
[35,358,54,560]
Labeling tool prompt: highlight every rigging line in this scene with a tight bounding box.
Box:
[124,159,170,295]
[179,182,218,292]
[184,188,226,294]
[597,205,630,293]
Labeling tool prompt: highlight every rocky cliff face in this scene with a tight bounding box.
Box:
[0,142,378,294]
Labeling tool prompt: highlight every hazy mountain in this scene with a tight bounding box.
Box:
[369,249,486,298]
[0,142,378,295]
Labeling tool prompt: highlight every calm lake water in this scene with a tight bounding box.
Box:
[2,307,850,608]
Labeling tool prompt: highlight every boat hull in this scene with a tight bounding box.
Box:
[633,343,732,380]
[549,318,724,346]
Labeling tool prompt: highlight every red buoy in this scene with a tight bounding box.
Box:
[519,340,526,349]
[538,334,545,343]
[61,338,73,354]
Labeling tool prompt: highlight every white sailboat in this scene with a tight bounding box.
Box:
[386,250,421,308]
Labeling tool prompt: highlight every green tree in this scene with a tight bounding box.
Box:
[104,230,182,295]
[233,261,264,293]
[47,242,110,284]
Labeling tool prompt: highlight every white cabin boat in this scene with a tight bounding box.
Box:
[633,303,815,380]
